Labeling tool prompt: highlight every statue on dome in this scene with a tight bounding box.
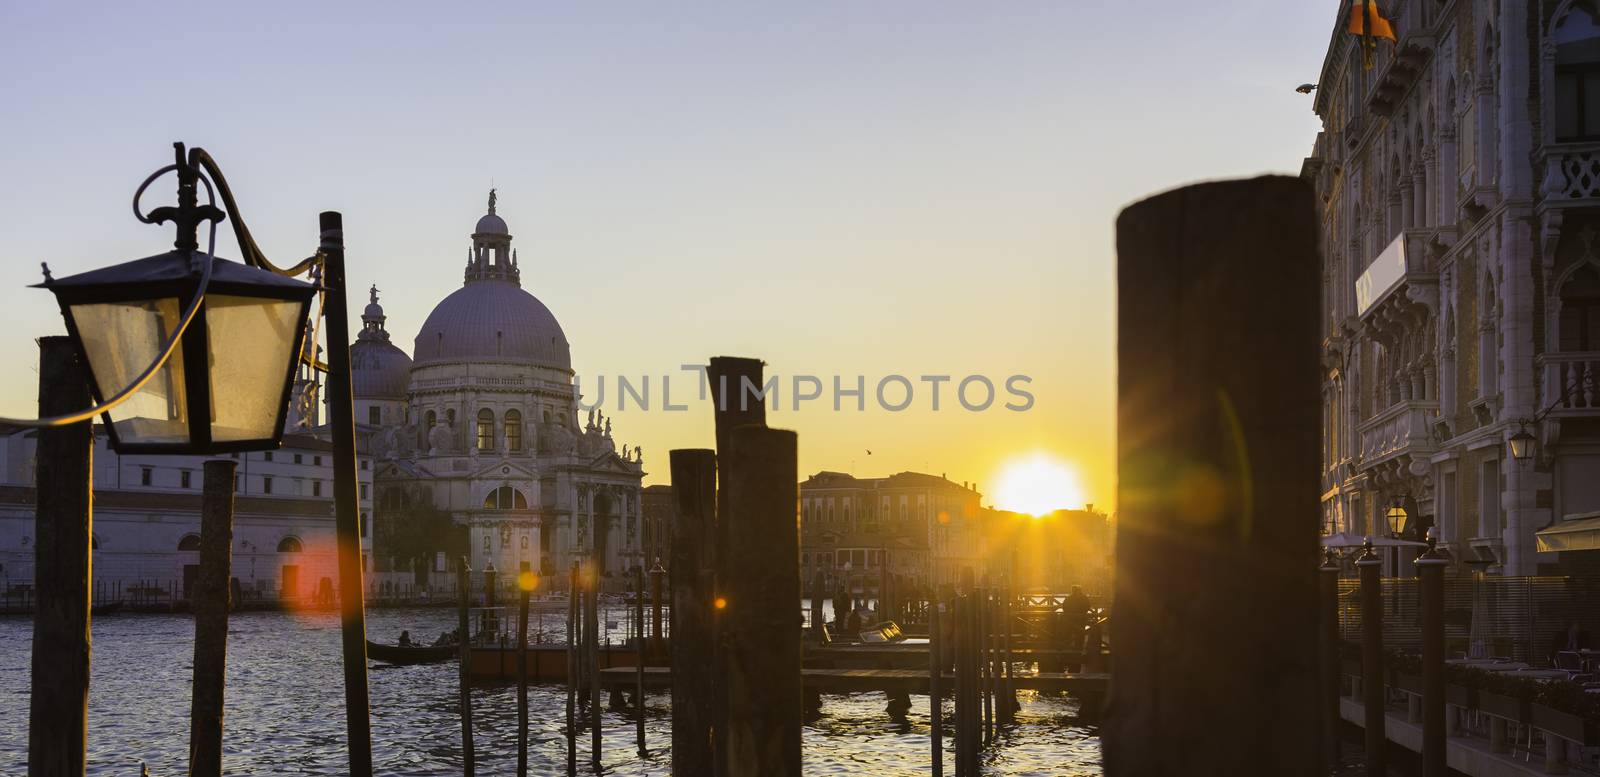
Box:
[604,418,612,437]
[488,187,497,213]
[369,284,379,305]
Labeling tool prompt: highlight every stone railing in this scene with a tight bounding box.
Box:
[1539,140,1600,202]
[1540,351,1600,411]
[1358,400,1439,464]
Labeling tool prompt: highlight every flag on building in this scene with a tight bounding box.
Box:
[1346,0,1397,69]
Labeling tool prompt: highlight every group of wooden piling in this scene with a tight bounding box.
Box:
[666,356,803,777]
[944,575,1024,776]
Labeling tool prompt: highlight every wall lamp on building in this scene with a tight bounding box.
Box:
[1507,427,1537,463]
[20,142,318,454]
[1508,371,1597,465]
[1385,498,1408,539]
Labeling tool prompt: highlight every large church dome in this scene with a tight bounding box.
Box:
[414,282,571,369]
[412,194,572,371]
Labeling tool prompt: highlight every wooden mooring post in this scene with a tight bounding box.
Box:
[929,587,944,777]
[635,564,646,756]
[456,558,475,777]
[720,425,801,777]
[516,575,530,777]
[189,459,238,777]
[1108,176,1321,774]
[566,561,578,777]
[587,560,601,769]
[669,449,717,777]
[29,336,93,777]
[1418,537,1448,777]
[1357,542,1384,777]
[1318,550,1341,775]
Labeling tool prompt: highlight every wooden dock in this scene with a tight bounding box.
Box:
[804,644,1105,670]
[597,666,1109,695]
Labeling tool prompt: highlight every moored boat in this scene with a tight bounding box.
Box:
[365,640,457,665]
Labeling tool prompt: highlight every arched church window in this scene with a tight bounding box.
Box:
[179,533,201,551]
[1556,2,1600,141]
[446,409,456,427]
[506,409,523,452]
[520,536,529,550]
[477,409,495,452]
[1561,265,1600,351]
[277,536,303,553]
[425,410,437,430]
[483,486,529,510]
[542,409,551,424]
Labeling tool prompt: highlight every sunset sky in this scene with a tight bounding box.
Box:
[0,1,1334,510]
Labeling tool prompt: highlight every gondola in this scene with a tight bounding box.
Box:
[365,639,458,665]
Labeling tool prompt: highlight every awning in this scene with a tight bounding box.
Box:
[1536,512,1600,552]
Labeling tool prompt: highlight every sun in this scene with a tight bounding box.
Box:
[991,453,1086,517]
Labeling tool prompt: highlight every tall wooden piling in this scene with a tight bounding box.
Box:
[586,562,601,769]
[707,357,764,777]
[635,564,646,756]
[457,558,475,777]
[669,449,718,777]
[810,570,826,640]
[566,562,577,777]
[1418,540,1448,777]
[720,426,801,777]
[980,583,992,745]
[1318,550,1341,774]
[1357,542,1384,777]
[929,586,943,777]
[1108,176,1320,774]
[28,337,93,777]
[189,459,238,777]
[650,561,665,658]
[517,579,530,777]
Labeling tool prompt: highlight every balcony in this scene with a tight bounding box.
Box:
[1539,351,1600,414]
[1358,400,1439,468]
[1356,231,1443,335]
[1363,0,1435,117]
[1540,140,1600,203]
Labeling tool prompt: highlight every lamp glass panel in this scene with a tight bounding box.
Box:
[69,298,190,444]
[206,294,304,442]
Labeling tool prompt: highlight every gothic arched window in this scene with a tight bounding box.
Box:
[1556,2,1600,141]
[505,409,522,452]
[277,536,303,553]
[178,534,201,551]
[425,410,437,430]
[1561,265,1600,350]
[477,409,495,452]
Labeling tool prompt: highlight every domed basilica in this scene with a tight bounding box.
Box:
[353,192,645,590]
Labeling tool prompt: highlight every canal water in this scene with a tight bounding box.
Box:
[0,606,1101,775]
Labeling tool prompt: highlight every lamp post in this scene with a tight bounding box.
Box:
[22,142,373,776]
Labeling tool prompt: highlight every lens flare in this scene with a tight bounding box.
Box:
[991,452,1085,517]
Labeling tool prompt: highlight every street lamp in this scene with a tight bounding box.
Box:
[1508,426,1537,462]
[33,144,316,453]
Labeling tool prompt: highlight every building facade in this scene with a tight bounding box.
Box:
[360,194,646,593]
[799,471,986,593]
[0,428,374,605]
[1308,0,1600,574]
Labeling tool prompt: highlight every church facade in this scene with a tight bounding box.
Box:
[357,193,646,594]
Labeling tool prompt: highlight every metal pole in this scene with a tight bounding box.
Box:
[517,579,529,777]
[189,459,237,777]
[457,558,475,777]
[28,337,93,777]
[1418,537,1448,776]
[651,561,665,659]
[319,211,373,777]
[1357,541,1385,777]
